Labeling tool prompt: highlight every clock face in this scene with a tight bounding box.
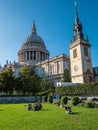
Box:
[74,65,78,71]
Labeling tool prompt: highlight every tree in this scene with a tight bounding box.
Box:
[48,95,53,103]
[61,96,68,105]
[19,66,41,95]
[41,79,49,93]
[28,75,41,95]
[62,69,71,82]
[41,79,55,95]
[71,96,80,106]
[0,68,15,95]
[48,81,55,94]
[14,77,24,94]
[19,66,32,95]
[19,66,32,77]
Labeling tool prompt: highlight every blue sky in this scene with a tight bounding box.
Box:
[0,0,98,67]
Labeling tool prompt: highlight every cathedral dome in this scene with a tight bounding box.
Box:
[24,33,45,45]
[20,21,47,50]
[21,33,47,50]
[18,21,49,65]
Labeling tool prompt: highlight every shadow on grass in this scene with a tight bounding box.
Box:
[70,112,81,115]
[41,108,52,111]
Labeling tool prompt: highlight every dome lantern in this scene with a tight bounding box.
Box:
[32,20,36,34]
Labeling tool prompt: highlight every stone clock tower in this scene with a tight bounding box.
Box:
[70,4,93,83]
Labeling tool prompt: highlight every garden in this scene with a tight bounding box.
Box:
[0,67,98,130]
[0,103,98,130]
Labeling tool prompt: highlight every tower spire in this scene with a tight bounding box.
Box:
[73,2,84,40]
[32,20,36,34]
[75,2,79,25]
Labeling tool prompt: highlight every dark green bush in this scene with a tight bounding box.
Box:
[93,103,98,108]
[61,96,68,105]
[77,101,98,108]
[71,96,80,106]
[48,95,53,103]
[42,95,48,102]
[84,102,95,108]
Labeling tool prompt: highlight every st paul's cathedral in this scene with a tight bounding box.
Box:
[0,4,94,85]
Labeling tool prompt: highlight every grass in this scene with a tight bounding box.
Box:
[0,103,98,130]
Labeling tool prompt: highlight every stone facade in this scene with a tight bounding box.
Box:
[1,4,95,84]
[9,54,70,86]
[35,54,70,86]
[5,22,70,85]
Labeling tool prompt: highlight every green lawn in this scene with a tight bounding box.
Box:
[0,103,98,130]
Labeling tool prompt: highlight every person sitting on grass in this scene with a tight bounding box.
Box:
[65,107,72,114]
[33,101,42,111]
[27,103,33,110]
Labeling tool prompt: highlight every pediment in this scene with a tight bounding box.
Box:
[84,69,92,75]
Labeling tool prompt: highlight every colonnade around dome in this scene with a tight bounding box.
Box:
[18,51,49,64]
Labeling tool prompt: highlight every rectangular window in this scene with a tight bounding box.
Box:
[73,49,77,58]
[84,47,88,56]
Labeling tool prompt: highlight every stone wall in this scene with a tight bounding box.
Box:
[0,96,41,104]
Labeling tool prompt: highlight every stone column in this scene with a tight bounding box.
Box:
[40,52,42,61]
[27,51,29,60]
[20,54,21,62]
[61,60,64,73]
[35,51,36,60]
[57,62,59,74]
[34,51,36,60]
[39,52,40,60]
[18,55,19,62]
[43,53,45,60]
[48,62,49,76]
[42,52,43,61]
[23,52,24,61]
[26,52,27,60]
[23,52,25,61]
[32,51,34,60]
[54,62,57,74]
[37,52,40,60]
[30,51,32,60]
[44,53,46,60]
[36,52,38,60]
[22,53,23,61]
[29,51,30,60]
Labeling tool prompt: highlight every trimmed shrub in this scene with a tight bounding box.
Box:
[93,103,98,108]
[71,96,80,106]
[77,101,98,108]
[84,102,95,108]
[61,96,68,105]
[48,95,53,103]
[42,95,48,102]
